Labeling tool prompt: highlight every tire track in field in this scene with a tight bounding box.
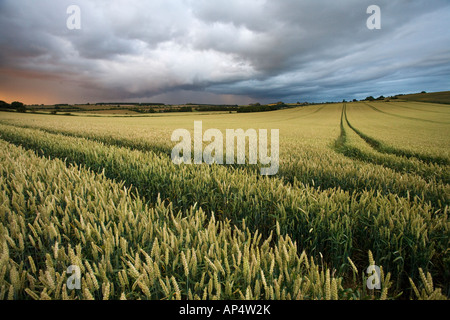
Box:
[334,103,347,149]
[267,104,328,122]
[364,103,448,124]
[343,107,449,166]
[334,103,376,161]
[290,103,328,120]
[392,102,450,115]
[344,106,449,181]
[309,104,328,115]
[334,104,449,183]
[334,103,382,162]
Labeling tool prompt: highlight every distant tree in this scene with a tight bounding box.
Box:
[0,100,11,109]
[421,91,427,94]
[353,99,357,102]
[365,96,375,101]
[11,101,26,113]
[377,95,385,100]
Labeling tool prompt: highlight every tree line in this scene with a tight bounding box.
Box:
[0,101,26,113]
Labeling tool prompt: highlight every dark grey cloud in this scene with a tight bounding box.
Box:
[0,0,449,104]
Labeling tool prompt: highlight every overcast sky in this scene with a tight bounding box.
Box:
[0,0,449,105]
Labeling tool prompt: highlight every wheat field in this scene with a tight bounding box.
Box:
[0,100,448,300]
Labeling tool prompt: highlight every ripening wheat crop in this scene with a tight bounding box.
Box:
[0,100,448,300]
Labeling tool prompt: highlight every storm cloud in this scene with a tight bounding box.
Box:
[0,0,449,104]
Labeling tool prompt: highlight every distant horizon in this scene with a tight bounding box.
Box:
[3,90,448,107]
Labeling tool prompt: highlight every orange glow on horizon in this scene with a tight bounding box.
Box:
[0,91,57,105]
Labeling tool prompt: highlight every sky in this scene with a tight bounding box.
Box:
[0,0,449,105]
